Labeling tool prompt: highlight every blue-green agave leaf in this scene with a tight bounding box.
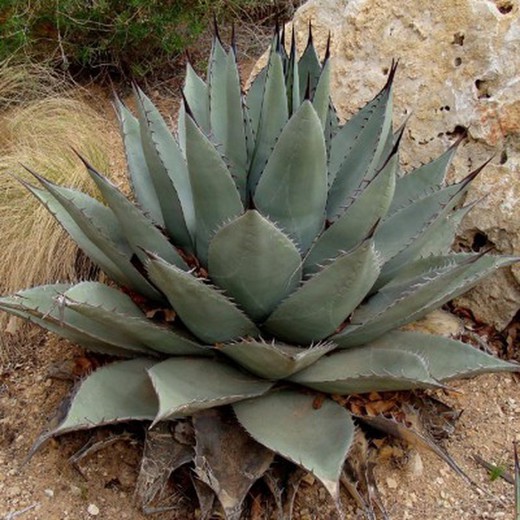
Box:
[233,390,354,499]
[146,254,258,343]
[184,61,210,134]
[21,174,161,301]
[220,339,336,380]
[389,137,461,215]
[83,160,187,269]
[148,357,273,425]
[312,57,331,128]
[374,166,482,284]
[327,67,395,219]
[416,202,477,258]
[333,253,520,348]
[184,111,243,266]
[297,33,322,101]
[208,211,302,321]
[365,330,519,380]
[223,48,249,202]
[325,100,340,154]
[248,50,288,192]
[53,359,158,435]
[62,282,206,356]
[115,98,163,225]
[264,238,381,343]
[304,150,397,274]
[133,86,194,248]
[285,29,300,115]
[208,35,229,148]
[289,347,441,393]
[254,100,327,252]
[245,66,267,144]
[0,285,153,357]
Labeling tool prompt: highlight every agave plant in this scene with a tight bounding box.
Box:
[1,25,519,518]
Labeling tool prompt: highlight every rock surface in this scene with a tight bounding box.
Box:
[287,0,520,329]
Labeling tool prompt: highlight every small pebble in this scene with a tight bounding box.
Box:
[407,451,424,477]
[301,473,315,486]
[44,488,54,498]
[87,503,100,516]
[70,485,82,497]
[386,477,398,489]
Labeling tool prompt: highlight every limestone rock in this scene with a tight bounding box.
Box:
[286,0,520,329]
[402,309,463,338]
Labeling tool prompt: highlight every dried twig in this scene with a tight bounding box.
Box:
[3,503,40,520]
[514,442,519,520]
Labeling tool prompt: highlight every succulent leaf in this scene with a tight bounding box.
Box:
[22,176,161,300]
[208,210,302,321]
[115,99,164,225]
[84,160,187,269]
[248,50,288,192]
[334,253,520,347]
[148,358,273,425]
[0,284,160,356]
[389,139,460,215]
[134,86,194,248]
[312,57,331,128]
[208,35,229,147]
[245,66,267,143]
[289,347,441,393]
[327,72,394,219]
[254,100,327,252]
[184,111,244,266]
[265,238,381,343]
[328,95,380,186]
[297,34,322,100]
[304,150,397,273]
[52,359,158,436]
[146,254,259,343]
[417,203,477,258]
[184,61,210,134]
[374,168,480,286]
[233,390,354,499]
[285,28,300,115]
[220,339,336,380]
[365,330,520,380]
[224,48,249,202]
[62,282,206,356]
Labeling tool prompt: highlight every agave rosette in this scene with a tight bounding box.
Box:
[1,27,519,506]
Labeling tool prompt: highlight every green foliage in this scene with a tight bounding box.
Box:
[0,0,289,78]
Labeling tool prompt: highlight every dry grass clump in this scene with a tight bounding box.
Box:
[0,61,71,109]
[0,62,122,362]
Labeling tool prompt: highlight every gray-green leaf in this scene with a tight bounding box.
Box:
[220,339,335,379]
[233,390,354,499]
[254,101,327,252]
[265,238,380,344]
[148,357,273,425]
[147,254,258,343]
[208,211,302,321]
[62,282,206,356]
[365,330,519,380]
[53,359,158,435]
[184,112,243,266]
[289,347,441,393]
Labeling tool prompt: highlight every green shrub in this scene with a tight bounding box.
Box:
[0,0,299,78]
